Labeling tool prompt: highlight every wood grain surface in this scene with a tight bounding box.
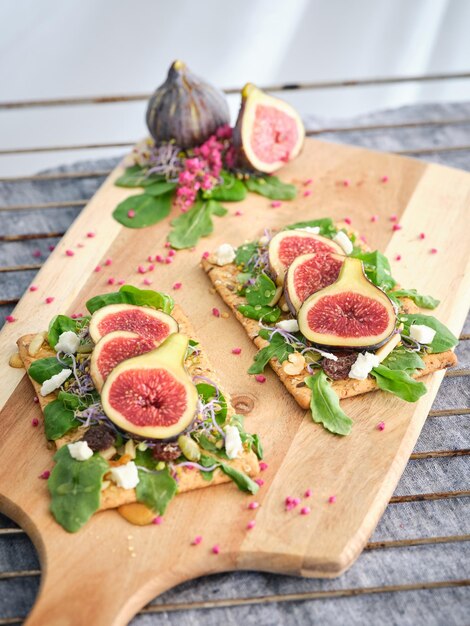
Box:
[1,138,469,626]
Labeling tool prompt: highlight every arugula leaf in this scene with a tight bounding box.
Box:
[197,434,229,459]
[245,272,278,306]
[44,398,81,440]
[350,250,396,291]
[229,414,264,459]
[238,304,281,323]
[196,382,228,426]
[143,181,177,196]
[219,463,259,494]
[28,357,71,384]
[285,218,337,238]
[371,364,427,402]
[112,191,174,228]
[115,165,165,188]
[305,372,353,436]
[235,242,258,269]
[205,171,247,202]
[400,314,458,354]
[245,175,297,200]
[47,315,89,349]
[134,449,177,514]
[381,348,425,373]
[389,289,439,310]
[48,446,108,532]
[209,200,228,217]
[168,200,219,249]
[248,330,294,374]
[86,285,174,315]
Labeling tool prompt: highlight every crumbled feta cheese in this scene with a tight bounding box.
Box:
[316,349,338,361]
[224,425,243,459]
[54,330,80,355]
[109,461,140,489]
[67,440,93,461]
[409,324,436,345]
[214,243,236,266]
[296,226,321,235]
[333,231,353,255]
[40,368,72,396]
[276,319,300,333]
[348,352,380,380]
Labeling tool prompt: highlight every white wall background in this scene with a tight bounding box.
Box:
[1,0,470,175]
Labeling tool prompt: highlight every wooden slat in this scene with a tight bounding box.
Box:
[0,569,39,580]
[365,534,470,550]
[0,170,111,183]
[428,408,470,417]
[0,264,41,273]
[0,232,64,242]
[398,144,470,156]
[0,199,85,212]
[0,142,133,156]
[409,449,470,460]
[390,490,470,503]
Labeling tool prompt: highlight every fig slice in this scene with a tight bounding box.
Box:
[233,83,305,173]
[89,303,178,344]
[268,230,344,286]
[101,333,198,440]
[284,252,345,313]
[90,331,158,392]
[298,258,397,349]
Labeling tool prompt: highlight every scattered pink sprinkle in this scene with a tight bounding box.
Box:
[419,232,426,240]
[117,279,125,285]
[377,421,385,431]
[255,478,264,487]
[344,217,352,225]
[32,249,42,258]
[165,257,173,264]
[360,235,367,243]
[5,315,15,323]
[127,209,136,218]
[29,285,38,292]
[304,489,312,498]
[147,264,155,272]
[370,215,378,223]
[104,258,112,266]
[235,210,243,216]
[343,179,350,187]
[231,347,242,355]
[304,178,313,186]
[202,251,210,259]
[430,248,438,254]
[212,544,220,555]
[168,249,175,257]
[86,232,95,238]
[395,254,402,261]
[65,249,74,257]
[152,516,163,525]
[137,265,146,274]
[303,190,312,197]
[328,495,337,504]
[48,245,55,252]
[107,278,115,285]
[271,201,282,208]
[255,375,266,383]
[165,241,171,248]
[300,507,311,516]
[381,175,389,183]
[285,496,293,506]
[259,461,268,471]
[246,520,256,530]
[248,502,259,510]
[212,307,220,318]
[192,535,203,545]
[33,397,39,404]
[94,265,101,273]
[71,314,79,319]
[392,224,402,231]
[143,278,152,286]
[31,418,39,427]
[45,297,54,304]
[156,255,164,263]
[292,497,301,507]
[39,470,50,480]
[390,214,398,222]
[173,282,182,290]
[77,243,85,248]
[147,255,153,262]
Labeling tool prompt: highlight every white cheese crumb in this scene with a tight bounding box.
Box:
[224,425,243,459]
[109,461,140,490]
[54,330,80,355]
[409,324,436,345]
[333,231,353,255]
[348,352,380,380]
[316,349,338,361]
[214,243,236,266]
[68,440,93,461]
[276,319,300,333]
[296,226,321,235]
[40,368,72,396]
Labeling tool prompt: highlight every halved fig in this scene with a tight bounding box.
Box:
[90,331,158,392]
[285,252,344,313]
[298,258,397,349]
[89,303,178,344]
[233,83,305,173]
[268,230,344,286]
[101,333,198,440]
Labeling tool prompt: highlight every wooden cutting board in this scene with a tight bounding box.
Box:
[1,138,470,626]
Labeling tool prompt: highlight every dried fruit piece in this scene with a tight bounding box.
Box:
[89,303,178,343]
[285,253,344,313]
[152,442,181,462]
[233,83,305,174]
[90,331,158,391]
[322,352,357,380]
[82,424,116,452]
[101,334,198,439]
[118,502,156,526]
[298,258,397,349]
[269,230,343,286]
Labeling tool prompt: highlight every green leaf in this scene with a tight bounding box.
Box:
[237,304,281,323]
[381,347,425,373]
[205,171,247,202]
[48,446,108,532]
[305,371,353,436]
[235,242,259,269]
[245,175,297,200]
[350,250,396,291]
[28,357,72,384]
[196,382,228,425]
[143,181,177,196]
[248,331,294,375]
[115,165,164,188]
[136,466,178,515]
[285,218,336,237]
[47,314,89,349]
[400,314,458,354]
[44,399,80,440]
[219,463,259,494]
[197,435,228,459]
[112,191,173,228]
[245,272,278,306]
[86,285,174,315]
[168,200,214,249]
[209,200,228,217]
[228,414,264,459]
[371,364,427,402]
[250,434,264,459]
[390,289,440,310]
